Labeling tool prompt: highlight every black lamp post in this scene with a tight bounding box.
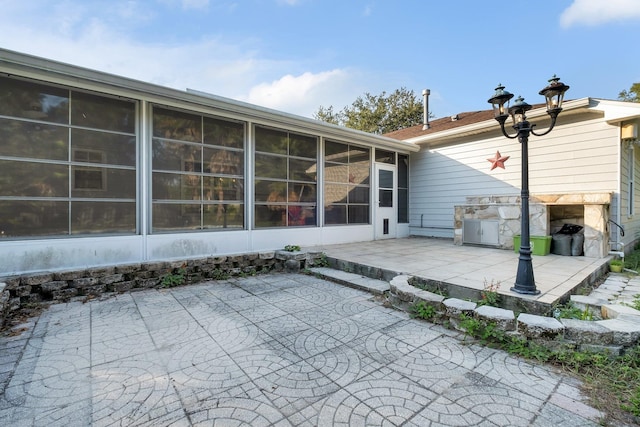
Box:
[488,75,569,295]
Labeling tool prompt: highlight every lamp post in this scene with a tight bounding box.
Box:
[488,75,569,295]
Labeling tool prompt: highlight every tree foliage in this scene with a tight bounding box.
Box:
[313,87,425,134]
[618,83,640,103]
[314,105,341,126]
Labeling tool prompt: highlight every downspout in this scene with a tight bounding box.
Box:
[422,89,430,130]
[616,137,623,254]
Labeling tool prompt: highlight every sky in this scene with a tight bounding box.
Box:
[1,0,639,121]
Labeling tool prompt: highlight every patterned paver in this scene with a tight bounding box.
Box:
[0,273,603,426]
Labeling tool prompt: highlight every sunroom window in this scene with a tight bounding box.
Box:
[324,140,370,225]
[151,107,245,232]
[0,76,137,238]
[254,126,318,227]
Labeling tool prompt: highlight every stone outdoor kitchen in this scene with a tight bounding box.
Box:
[455,193,610,258]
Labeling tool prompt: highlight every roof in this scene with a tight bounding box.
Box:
[384,109,496,140]
[385,98,640,146]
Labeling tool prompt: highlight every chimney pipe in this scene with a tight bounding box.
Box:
[422,89,430,130]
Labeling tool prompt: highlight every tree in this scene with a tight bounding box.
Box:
[618,83,640,103]
[313,105,341,126]
[313,87,426,134]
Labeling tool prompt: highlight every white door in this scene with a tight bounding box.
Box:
[375,164,396,239]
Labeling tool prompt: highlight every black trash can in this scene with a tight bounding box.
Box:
[571,233,584,256]
[551,233,572,256]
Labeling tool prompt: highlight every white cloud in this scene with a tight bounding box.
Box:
[560,0,640,28]
[1,28,269,103]
[0,0,367,117]
[241,69,360,117]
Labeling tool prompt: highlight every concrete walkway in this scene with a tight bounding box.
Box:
[0,273,603,426]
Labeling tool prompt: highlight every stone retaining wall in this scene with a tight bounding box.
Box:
[389,275,640,355]
[0,250,323,328]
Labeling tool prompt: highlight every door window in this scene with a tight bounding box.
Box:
[379,169,393,207]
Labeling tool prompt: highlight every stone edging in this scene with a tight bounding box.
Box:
[388,275,640,355]
[0,250,324,329]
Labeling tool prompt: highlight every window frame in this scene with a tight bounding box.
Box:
[0,75,138,238]
[323,140,371,226]
[150,106,246,233]
[629,144,635,217]
[253,125,318,228]
[398,154,409,223]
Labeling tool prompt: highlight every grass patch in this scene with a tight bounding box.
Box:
[408,277,448,297]
[160,265,186,288]
[454,313,640,425]
[624,249,640,271]
[552,302,594,321]
[625,295,640,312]
[452,245,640,424]
[410,301,438,321]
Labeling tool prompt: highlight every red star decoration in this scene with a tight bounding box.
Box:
[487,151,510,170]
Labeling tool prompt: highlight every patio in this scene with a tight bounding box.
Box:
[0,273,603,426]
[311,237,610,308]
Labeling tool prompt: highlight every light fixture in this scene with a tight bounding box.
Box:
[487,76,569,295]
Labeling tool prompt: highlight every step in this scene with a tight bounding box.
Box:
[308,267,391,295]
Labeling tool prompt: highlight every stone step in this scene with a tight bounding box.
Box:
[308,267,390,295]
[389,273,640,349]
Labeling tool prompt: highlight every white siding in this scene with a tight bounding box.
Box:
[409,140,517,238]
[620,121,640,252]
[409,114,620,239]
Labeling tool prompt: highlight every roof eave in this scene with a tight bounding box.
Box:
[406,98,593,146]
[586,99,640,124]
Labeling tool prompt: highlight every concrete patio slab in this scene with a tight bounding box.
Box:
[312,237,608,308]
[0,273,603,426]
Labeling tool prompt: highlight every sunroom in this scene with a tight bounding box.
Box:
[0,49,418,276]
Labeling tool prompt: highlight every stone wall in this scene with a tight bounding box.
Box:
[0,250,324,328]
[454,197,547,249]
[388,275,639,354]
[454,193,611,258]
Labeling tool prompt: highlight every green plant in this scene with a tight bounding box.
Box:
[410,300,438,320]
[522,341,554,362]
[623,250,640,271]
[504,335,529,354]
[610,258,624,273]
[210,268,230,280]
[238,268,257,278]
[553,347,640,422]
[478,279,501,306]
[312,254,329,267]
[458,313,481,338]
[284,244,301,252]
[409,278,448,296]
[553,302,593,321]
[624,294,640,311]
[160,266,186,288]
